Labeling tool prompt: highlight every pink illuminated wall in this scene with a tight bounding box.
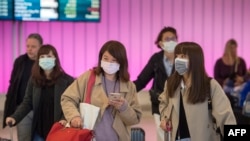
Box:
[0,0,250,94]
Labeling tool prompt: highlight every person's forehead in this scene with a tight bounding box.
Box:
[102,51,115,58]
[230,45,237,48]
[162,32,176,37]
[26,38,40,45]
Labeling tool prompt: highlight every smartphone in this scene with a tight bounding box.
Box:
[109,93,121,101]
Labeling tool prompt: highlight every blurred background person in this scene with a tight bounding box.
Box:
[238,67,250,125]
[214,39,247,106]
[240,68,250,107]
[133,26,178,141]
[5,44,74,141]
[3,33,43,141]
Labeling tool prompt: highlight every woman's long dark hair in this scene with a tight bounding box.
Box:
[167,42,211,104]
[32,44,64,86]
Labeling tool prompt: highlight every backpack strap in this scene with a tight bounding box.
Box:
[207,77,213,110]
[207,77,223,139]
[85,69,96,103]
[207,78,217,125]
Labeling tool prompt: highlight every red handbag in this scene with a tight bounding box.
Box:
[46,70,96,141]
[46,122,93,141]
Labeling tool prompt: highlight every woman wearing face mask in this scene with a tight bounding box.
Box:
[61,40,142,141]
[5,44,74,141]
[159,42,236,141]
[134,26,178,141]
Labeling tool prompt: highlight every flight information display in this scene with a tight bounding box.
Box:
[58,0,100,22]
[0,0,14,20]
[14,0,59,21]
[1,0,100,22]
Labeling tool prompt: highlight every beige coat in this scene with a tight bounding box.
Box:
[61,70,142,141]
[159,79,236,141]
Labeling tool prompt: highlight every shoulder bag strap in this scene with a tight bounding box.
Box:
[85,69,96,103]
[207,78,223,140]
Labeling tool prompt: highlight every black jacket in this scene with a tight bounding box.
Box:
[134,51,171,114]
[11,73,74,140]
[3,54,30,128]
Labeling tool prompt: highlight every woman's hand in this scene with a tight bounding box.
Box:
[108,97,125,110]
[59,120,67,126]
[5,117,16,126]
[70,116,83,128]
[160,119,172,132]
[160,119,167,131]
[234,75,244,86]
[223,78,230,86]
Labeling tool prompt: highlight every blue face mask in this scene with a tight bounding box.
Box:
[39,57,56,70]
[175,58,188,75]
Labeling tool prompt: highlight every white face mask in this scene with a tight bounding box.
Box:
[175,58,189,75]
[101,60,120,74]
[162,41,178,53]
[39,57,56,71]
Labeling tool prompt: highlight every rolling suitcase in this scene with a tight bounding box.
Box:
[131,127,145,141]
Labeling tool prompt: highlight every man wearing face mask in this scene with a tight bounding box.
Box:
[134,26,178,141]
[5,45,74,141]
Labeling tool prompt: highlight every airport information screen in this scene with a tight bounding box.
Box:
[0,0,14,20]
[11,0,100,22]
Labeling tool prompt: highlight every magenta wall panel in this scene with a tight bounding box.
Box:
[61,22,74,75]
[38,22,51,44]
[0,22,2,92]
[21,22,39,53]
[242,0,250,59]
[1,0,250,94]
[192,0,204,45]
[182,0,194,41]
[203,0,215,74]
[49,22,63,58]
[118,0,131,72]
[107,0,119,40]
[22,22,39,37]
[74,23,87,77]
[97,0,108,46]
[0,22,13,93]
[85,23,99,71]
[211,0,223,60]
[140,0,154,76]
[223,0,233,41]
[129,0,142,79]
[172,0,183,37]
